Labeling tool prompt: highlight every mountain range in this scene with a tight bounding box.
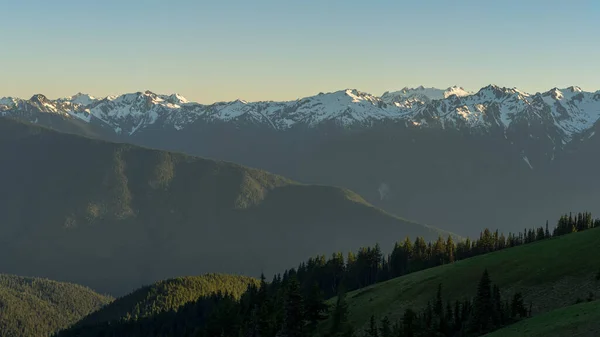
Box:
[0,117,450,295]
[2,85,599,143]
[3,85,599,235]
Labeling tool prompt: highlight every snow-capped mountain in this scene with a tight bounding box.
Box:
[3,85,600,237]
[2,85,599,146]
[381,85,472,105]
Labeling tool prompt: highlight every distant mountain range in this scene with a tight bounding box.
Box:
[0,117,451,295]
[2,85,600,234]
[2,85,598,143]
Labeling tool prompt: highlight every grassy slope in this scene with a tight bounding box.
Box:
[0,274,112,337]
[328,228,600,332]
[485,300,600,337]
[0,116,454,295]
[73,274,258,328]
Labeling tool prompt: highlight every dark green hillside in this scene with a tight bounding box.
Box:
[0,274,111,337]
[73,274,258,328]
[334,227,600,332]
[55,215,600,337]
[485,300,600,337]
[0,117,452,295]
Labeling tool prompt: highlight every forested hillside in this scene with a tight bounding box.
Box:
[73,274,258,328]
[485,300,600,337]
[56,212,600,336]
[0,275,111,337]
[0,116,452,295]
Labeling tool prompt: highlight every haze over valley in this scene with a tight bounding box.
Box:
[2,0,600,336]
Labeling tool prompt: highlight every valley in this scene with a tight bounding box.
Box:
[3,86,599,235]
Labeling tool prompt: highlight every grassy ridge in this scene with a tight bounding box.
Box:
[485,300,600,337]
[331,228,600,332]
[0,274,111,337]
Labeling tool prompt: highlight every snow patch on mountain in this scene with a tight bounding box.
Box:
[540,87,600,140]
[2,86,600,144]
[61,93,98,106]
[381,85,472,105]
[0,97,18,107]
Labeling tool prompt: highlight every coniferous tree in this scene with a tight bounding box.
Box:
[453,300,462,332]
[391,321,402,337]
[379,316,392,337]
[366,315,379,337]
[445,235,455,263]
[444,301,453,335]
[536,227,545,241]
[470,269,493,333]
[329,289,354,337]
[305,282,329,335]
[402,309,417,337]
[434,284,444,317]
[282,277,305,337]
[511,292,527,319]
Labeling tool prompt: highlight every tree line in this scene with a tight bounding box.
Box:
[56,212,599,337]
[331,270,530,337]
[288,212,599,300]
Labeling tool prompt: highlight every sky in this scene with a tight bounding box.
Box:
[1,0,599,103]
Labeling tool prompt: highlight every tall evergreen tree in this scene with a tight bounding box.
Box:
[434,284,443,316]
[470,269,493,333]
[282,277,305,337]
[329,289,354,337]
[445,235,456,263]
[379,316,392,337]
[305,282,329,335]
[366,315,379,337]
[511,292,527,318]
[402,309,417,337]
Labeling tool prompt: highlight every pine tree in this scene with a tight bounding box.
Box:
[305,282,329,335]
[366,315,379,337]
[470,269,494,333]
[446,235,455,263]
[282,277,305,337]
[391,321,402,337]
[329,289,354,337]
[434,284,443,316]
[444,301,453,335]
[492,284,502,325]
[453,300,462,332]
[379,316,392,337]
[402,309,417,337]
[545,221,551,238]
[256,274,273,337]
[511,292,527,318]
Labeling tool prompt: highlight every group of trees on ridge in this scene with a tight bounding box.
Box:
[288,212,600,300]
[57,212,600,337]
[334,270,531,337]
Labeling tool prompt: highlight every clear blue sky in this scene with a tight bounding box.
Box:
[1,0,598,103]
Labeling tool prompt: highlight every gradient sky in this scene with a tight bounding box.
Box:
[1,0,599,103]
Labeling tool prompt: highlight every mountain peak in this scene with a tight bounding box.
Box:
[30,94,48,102]
[444,86,471,98]
[67,92,97,106]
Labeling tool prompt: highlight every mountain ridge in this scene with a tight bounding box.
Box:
[2,85,599,144]
[0,274,111,337]
[0,116,454,295]
[3,85,600,236]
